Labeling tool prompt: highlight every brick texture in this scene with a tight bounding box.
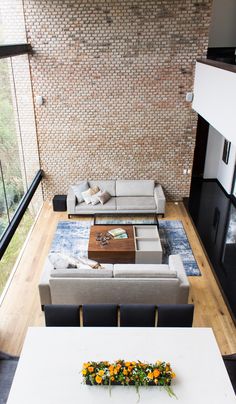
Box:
[23,0,212,200]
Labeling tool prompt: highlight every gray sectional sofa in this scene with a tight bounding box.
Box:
[67,179,166,217]
[38,254,189,308]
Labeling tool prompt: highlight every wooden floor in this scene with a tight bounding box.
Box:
[0,201,235,356]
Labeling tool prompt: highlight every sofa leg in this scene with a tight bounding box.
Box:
[68,214,71,219]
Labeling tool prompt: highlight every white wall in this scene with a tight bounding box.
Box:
[204,125,236,194]
[193,62,236,147]
[209,0,236,47]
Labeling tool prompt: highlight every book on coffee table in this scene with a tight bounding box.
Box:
[108,228,127,238]
[114,233,128,239]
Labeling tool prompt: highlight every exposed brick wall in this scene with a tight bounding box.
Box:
[23,0,212,200]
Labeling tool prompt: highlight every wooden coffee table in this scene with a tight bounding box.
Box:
[88,225,135,264]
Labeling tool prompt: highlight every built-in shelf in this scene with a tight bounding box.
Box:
[133,225,162,264]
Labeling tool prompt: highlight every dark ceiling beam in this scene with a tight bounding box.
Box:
[0,44,32,59]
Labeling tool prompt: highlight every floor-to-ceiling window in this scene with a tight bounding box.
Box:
[0,2,43,298]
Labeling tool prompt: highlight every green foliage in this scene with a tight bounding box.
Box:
[0,210,34,295]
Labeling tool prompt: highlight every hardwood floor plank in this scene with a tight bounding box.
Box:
[0,201,235,355]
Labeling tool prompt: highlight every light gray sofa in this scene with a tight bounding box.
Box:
[38,254,189,308]
[67,180,166,217]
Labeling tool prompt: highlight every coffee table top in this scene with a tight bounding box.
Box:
[89,225,135,253]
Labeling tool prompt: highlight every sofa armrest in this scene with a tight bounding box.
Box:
[154,184,166,215]
[168,254,190,304]
[38,258,53,308]
[67,186,76,214]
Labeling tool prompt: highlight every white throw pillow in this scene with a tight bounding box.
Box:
[71,181,89,204]
[48,252,80,269]
[91,190,102,205]
[82,186,100,204]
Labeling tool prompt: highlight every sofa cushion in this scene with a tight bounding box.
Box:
[116,180,155,197]
[75,197,116,212]
[88,180,116,197]
[114,264,177,278]
[71,181,89,203]
[51,264,113,278]
[116,196,156,211]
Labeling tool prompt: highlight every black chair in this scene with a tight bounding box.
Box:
[0,351,19,404]
[120,304,156,327]
[157,304,194,327]
[44,304,80,327]
[82,304,118,327]
[223,353,236,394]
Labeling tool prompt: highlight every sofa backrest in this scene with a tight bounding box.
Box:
[88,180,116,197]
[49,277,180,305]
[51,266,113,278]
[114,264,177,278]
[116,180,155,197]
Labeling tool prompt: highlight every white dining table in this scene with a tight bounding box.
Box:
[7,327,236,404]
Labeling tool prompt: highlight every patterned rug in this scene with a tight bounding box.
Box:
[95,214,157,225]
[159,220,200,276]
[50,219,200,276]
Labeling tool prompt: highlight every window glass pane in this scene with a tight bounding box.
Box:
[0,170,9,237]
[0,1,26,45]
[0,58,24,220]
[0,208,34,295]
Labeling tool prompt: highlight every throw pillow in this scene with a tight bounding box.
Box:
[91,190,102,205]
[82,186,100,204]
[48,252,80,269]
[97,191,111,205]
[71,181,89,204]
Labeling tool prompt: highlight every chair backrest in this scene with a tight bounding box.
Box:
[223,353,236,394]
[120,304,156,327]
[82,304,118,327]
[44,304,80,327]
[157,304,194,327]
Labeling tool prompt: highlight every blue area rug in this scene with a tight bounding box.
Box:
[50,219,200,276]
[50,219,93,259]
[159,220,201,276]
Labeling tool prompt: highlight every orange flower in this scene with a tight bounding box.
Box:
[147,372,154,380]
[128,366,133,372]
[113,368,118,375]
[153,369,160,378]
[171,372,176,379]
[123,369,128,375]
[98,370,104,376]
[88,366,94,373]
[83,362,89,368]
[110,376,115,381]
[125,362,131,367]
[109,365,114,372]
[95,375,102,384]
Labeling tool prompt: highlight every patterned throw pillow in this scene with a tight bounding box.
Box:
[97,191,111,205]
[82,186,100,204]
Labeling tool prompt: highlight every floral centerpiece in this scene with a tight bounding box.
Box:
[82,359,176,398]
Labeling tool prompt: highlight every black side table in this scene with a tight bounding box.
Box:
[52,195,67,212]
